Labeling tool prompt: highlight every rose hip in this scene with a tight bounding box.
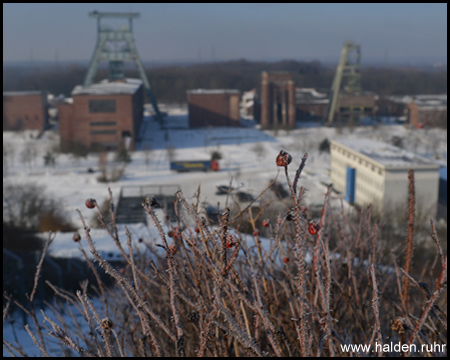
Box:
[276,150,292,167]
[73,233,81,242]
[85,198,96,209]
[225,234,236,248]
[308,221,320,235]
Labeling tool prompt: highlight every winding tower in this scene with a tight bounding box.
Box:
[84,10,164,126]
[325,41,362,126]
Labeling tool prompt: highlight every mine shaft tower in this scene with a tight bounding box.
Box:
[84,11,165,126]
[325,41,362,126]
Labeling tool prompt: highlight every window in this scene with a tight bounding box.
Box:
[90,130,116,135]
[90,121,117,126]
[89,99,116,113]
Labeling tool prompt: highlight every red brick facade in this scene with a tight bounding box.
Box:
[58,80,144,152]
[407,101,447,128]
[261,72,296,129]
[187,90,240,128]
[3,91,48,131]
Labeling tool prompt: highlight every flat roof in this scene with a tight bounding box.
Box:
[332,138,440,169]
[72,78,143,96]
[3,91,44,96]
[387,94,447,108]
[187,89,240,95]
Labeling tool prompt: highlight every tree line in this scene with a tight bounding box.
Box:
[3,59,447,103]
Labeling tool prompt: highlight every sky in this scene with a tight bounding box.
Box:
[3,3,448,65]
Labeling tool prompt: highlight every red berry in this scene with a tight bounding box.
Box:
[172,228,181,240]
[85,198,96,209]
[308,221,320,235]
[276,150,292,167]
[169,244,177,255]
[283,257,290,264]
[194,227,200,233]
[262,219,270,227]
[253,229,260,237]
[225,234,236,249]
[73,233,81,242]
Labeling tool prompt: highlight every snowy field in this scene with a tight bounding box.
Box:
[3,107,447,259]
[3,106,447,356]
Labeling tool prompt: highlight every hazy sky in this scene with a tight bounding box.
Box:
[3,3,447,65]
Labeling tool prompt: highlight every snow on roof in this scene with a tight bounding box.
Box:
[387,94,447,109]
[333,138,440,169]
[71,78,143,96]
[187,89,240,95]
[412,95,447,110]
[295,88,329,104]
[3,90,44,96]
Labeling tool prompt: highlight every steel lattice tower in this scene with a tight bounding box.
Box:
[84,11,164,126]
[325,41,362,126]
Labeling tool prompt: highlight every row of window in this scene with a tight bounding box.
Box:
[89,99,117,113]
[332,146,383,175]
[90,130,116,135]
[90,121,117,126]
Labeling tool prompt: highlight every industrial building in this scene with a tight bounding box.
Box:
[83,11,164,126]
[187,89,241,128]
[3,91,48,131]
[406,95,447,128]
[295,88,329,121]
[324,41,378,126]
[58,78,144,152]
[261,71,296,129]
[330,139,440,218]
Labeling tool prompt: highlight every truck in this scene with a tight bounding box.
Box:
[170,159,220,173]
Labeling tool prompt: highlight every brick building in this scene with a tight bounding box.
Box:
[187,89,240,128]
[58,78,144,152]
[406,95,447,128]
[3,91,48,131]
[261,71,296,129]
[336,93,377,122]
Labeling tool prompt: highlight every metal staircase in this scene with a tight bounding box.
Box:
[116,185,180,224]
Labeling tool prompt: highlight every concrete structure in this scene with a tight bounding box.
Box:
[330,139,440,218]
[187,89,240,128]
[261,71,296,129]
[406,95,447,128]
[295,88,329,120]
[58,78,144,152]
[3,91,48,131]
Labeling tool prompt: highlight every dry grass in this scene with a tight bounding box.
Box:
[3,151,447,357]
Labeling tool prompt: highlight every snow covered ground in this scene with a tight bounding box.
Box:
[3,107,447,259]
[2,106,447,356]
